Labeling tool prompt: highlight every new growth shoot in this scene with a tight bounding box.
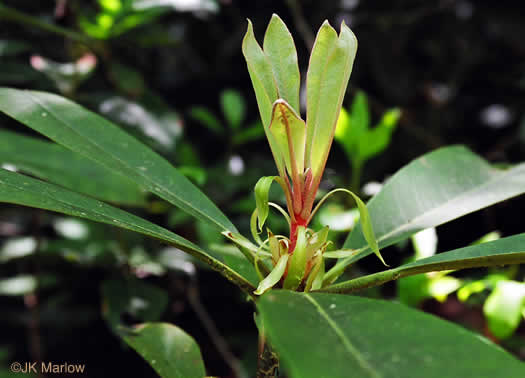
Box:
[224,14,385,295]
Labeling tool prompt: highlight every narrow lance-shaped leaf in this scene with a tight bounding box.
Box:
[310,188,385,265]
[269,99,306,178]
[263,14,300,113]
[254,254,289,295]
[306,21,357,179]
[242,21,286,177]
[0,88,236,233]
[283,226,309,290]
[122,323,206,378]
[0,129,145,206]
[258,291,525,378]
[0,169,256,293]
[320,233,525,294]
[325,146,525,284]
[254,176,280,232]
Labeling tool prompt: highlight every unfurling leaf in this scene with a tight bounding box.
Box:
[306,21,357,180]
[254,254,289,295]
[269,99,306,178]
[254,176,280,232]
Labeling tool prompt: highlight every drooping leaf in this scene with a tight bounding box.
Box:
[269,99,306,177]
[258,291,525,378]
[254,254,289,295]
[0,88,236,233]
[321,233,525,293]
[254,176,280,232]
[0,130,145,205]
[220,89,245,130]
[122,323,206,378]
[242,20,285,176]
[263,14,300,113]
[306,21,357,179]
[325,146,525,283]
[0,169,255,293]
[310,188,385,266]
[484,280,525,339]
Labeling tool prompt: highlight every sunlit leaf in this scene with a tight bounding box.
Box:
[484,280,525,339]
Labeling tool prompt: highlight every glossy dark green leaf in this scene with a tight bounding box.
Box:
[122,323,206,378]
[0,88,236,233]
[263,14,300,113]
[322,233,525,294]
[326,146,525,283]
[258,291,525,378]
[0,130,145,205]
[0,169,255,293]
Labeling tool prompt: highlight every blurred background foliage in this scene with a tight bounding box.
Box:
[0,0,524,376]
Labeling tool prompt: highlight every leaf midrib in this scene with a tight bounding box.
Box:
[347,163,525,261]
[303,293,382,378]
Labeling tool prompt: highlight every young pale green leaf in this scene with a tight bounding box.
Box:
[242,21,285,176]
[359,107,400,162]
[0,169,255,293]
[0,129,145,206]
[258,291,525,378]
[306,21,357,179]
[220,89,245,130]
[325,146,525,284]
[254,254,289,295]
[283,226,309,290]
[189,106,224,134]
[0,88,236,233]
[254,176,284,232]
[310,188,385,266]
[320,233,525,294]
[484,280,525,339]
[269,99,306,177]
[122,322,206,378]
[263,14,300,113]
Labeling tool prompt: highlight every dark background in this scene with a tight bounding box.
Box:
[0,0,524,377]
